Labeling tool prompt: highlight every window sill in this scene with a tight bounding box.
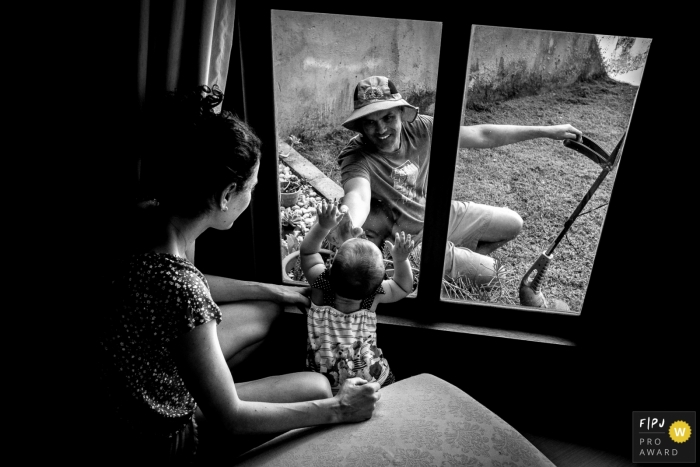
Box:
[283,303,577,346]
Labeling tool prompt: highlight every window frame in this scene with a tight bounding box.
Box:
[234,2,654,347]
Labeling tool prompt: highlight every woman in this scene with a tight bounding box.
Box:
[99,85,381,463]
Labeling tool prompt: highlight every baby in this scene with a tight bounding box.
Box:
[300,199,415,394]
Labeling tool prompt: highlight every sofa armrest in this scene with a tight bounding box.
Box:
[233,373,554,466]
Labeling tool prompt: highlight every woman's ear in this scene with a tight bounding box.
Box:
[219,182,238,210]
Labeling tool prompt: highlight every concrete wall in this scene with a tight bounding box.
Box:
[465,26,606,108]
[271,11,442,138]
[595,35,651,86]
[271,16,611,138]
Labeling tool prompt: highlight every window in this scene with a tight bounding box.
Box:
[235,3,653,345]
[442,25,649,315]
[271,10,441,295]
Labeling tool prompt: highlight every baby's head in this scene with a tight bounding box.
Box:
[330,238,385,300]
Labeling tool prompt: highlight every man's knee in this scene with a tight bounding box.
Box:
[496,208,523,241]
[444,243,499,286]
[510,210,523,236]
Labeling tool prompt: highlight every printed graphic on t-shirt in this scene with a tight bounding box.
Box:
[391,160,419,202]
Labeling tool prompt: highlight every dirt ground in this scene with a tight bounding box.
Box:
[290,75,639,312]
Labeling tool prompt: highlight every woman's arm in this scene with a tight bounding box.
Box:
[459,124,582,149]
[185,239,309,307]
[204,275,309,307]
[172,320,381,435]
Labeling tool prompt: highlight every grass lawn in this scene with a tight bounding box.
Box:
[290,76,639,312]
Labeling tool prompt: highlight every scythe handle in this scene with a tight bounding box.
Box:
[519,133,625,308]
[520,251,553,293]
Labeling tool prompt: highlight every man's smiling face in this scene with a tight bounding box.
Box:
[361,107,403,154]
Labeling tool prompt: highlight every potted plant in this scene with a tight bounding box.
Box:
[280,209,304,237]
[282,247,334,283]
[280,174,302,207]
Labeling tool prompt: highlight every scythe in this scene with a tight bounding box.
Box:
[519,132,626,309]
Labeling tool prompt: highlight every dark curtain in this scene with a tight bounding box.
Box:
[137,0,237,114]
[118,0,239,257]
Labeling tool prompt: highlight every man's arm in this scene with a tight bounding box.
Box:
[459,124,582,149]
[332,177,371,244]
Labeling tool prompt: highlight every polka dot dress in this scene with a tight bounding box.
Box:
[100,252,222,438]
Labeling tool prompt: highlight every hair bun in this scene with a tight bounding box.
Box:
[201,84,223,111]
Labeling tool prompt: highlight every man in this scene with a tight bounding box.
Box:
[331,75,582,285]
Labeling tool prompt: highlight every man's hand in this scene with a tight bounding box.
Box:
[385,231,414,263]
[334,377,381,423]
[328,206,364,247]
[316,199,345,230]
[544,124,582,141]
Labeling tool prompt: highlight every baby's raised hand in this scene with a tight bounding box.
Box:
[316,199,345,230]
[385,231,414,263]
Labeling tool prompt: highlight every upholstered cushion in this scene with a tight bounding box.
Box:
[234,373,554,466]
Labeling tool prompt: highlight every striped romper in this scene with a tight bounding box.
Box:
[306,270,395,395]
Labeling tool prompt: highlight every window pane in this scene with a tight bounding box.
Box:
[272,10,442,294]
[441,25,650,314]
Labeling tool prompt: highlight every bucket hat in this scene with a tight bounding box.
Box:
[342,76,418,133]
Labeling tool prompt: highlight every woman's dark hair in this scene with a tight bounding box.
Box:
[138,85,261,219]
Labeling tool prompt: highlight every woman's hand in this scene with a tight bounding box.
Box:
[385,231,414,263]
[271,284,311,307]
[334,377,381,423]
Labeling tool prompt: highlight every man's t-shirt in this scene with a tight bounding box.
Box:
[338,114,433,236]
